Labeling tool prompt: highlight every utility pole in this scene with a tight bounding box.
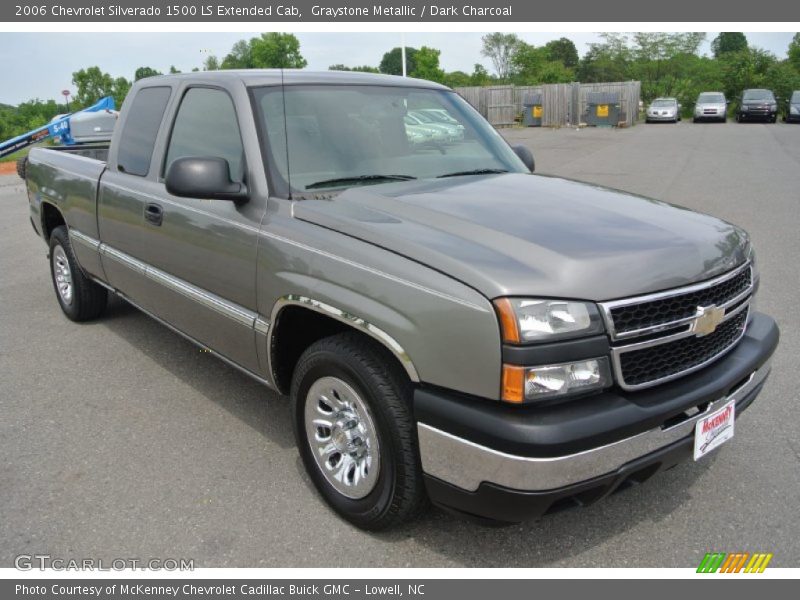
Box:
[401,33,406,77]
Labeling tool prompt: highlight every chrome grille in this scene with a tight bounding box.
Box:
[618,310,748,387]
[609,266,751,337]
[600,262,753,390]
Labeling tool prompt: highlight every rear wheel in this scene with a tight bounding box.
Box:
[291,332,427,530]
[49,226,107,321]
[16,156,27,180]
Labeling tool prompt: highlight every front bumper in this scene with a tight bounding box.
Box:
[739,110,776,121]
[646,114,677,121]
[415,312,778,522]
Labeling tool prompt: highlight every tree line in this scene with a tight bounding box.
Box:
[3,32,800,143]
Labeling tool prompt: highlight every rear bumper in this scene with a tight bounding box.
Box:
[415,312,778,522]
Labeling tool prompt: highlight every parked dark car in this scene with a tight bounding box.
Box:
[736,89,778,123]
[786,90,800,123]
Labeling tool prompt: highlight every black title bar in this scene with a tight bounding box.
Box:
[5,0,800,22]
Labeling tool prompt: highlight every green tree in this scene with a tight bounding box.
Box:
[443,70,471,88]
[765,60,800,105]
[629,32,706,99]
[134,66,162,81]
[544,37,579,68]
[481,32,520,81]
[169,65,181,74]
[411,46,445,83]
[718,47,778,100]
[379,47,418,76]
[712,33,748,58]
[72,67,130,107]
[203,55,220,71]
[577,33,632,82]
[221,39,253,69]
[250,33,307,69]
[328,64,379,73]
[788,33,800,72]
[470,64,491,86]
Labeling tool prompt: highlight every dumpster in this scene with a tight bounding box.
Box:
[522,93,543,126]
[585,92,621,126]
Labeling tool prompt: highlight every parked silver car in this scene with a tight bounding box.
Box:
[646,98,680,123]
[693,92,727,123]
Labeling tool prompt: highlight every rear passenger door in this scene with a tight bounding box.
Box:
[137,86,264,373]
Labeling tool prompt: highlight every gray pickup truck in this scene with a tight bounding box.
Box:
[25,71,779,530]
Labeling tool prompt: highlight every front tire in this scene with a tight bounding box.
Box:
[49,226,107,321]
[291,332,426,530]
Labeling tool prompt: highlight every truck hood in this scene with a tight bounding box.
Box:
[293,173,749,301]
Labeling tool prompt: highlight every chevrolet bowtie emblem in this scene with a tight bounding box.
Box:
[692,305,725,337]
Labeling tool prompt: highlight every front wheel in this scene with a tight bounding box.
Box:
[291,332,427,530]
[49,226,107,321]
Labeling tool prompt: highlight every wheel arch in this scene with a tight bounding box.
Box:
[40,200,67,242]
[267,295,420,395]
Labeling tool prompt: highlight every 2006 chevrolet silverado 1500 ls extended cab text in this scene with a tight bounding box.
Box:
[25,71,779,530]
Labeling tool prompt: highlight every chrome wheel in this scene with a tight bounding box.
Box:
[304,376,380,499]
[52,245,73,305]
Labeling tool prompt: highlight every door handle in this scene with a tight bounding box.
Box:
[144,203,163,226]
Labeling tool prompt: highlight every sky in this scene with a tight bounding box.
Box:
[0,32,795,105]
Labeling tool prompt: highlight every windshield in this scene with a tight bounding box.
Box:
[792,91,800,103]
[651,99,676,107]
[251,85,527,196]
[743,90,774,102]
[698,93,725,103]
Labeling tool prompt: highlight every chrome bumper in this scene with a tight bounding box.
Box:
[418,359,771,493]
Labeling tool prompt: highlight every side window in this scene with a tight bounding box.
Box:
[116,87,171,177]
[165,88,244,182]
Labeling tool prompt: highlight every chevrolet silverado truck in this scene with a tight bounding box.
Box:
[25,71,779,530]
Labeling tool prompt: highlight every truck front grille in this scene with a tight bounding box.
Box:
[600,262,753,390]
[618,310,748,387]
[609,266,751,336]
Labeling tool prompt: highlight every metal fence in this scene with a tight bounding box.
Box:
[455,81,641,127]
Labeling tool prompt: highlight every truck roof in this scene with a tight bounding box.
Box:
[140,69,450,90]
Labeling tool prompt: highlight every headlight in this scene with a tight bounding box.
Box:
[502,358,612,403]
[494,298,604,343]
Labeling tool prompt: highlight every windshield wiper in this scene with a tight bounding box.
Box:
[305,174,416,190]
[437,168,508,178]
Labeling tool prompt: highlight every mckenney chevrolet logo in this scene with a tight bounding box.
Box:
[697,552,773,573]
[692,305,725,336]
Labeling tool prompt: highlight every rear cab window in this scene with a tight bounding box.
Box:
[116,87,172,177]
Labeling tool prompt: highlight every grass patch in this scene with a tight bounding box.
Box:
[0,147,30,163]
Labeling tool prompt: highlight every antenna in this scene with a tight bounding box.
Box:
[280,67,293,200]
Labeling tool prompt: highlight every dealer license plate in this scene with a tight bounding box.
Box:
[694,399,735,461]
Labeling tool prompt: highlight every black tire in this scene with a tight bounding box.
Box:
[49,226,107,321]
[291,332,427,530]
[693,117,698,123]
[16,156,27,180]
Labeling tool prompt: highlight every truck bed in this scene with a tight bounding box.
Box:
[26,146,108,277]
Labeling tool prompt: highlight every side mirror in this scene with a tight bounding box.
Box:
[165,156,248,202]
[512,145,535,172]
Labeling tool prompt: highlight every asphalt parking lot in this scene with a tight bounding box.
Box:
[2,121,799,568]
